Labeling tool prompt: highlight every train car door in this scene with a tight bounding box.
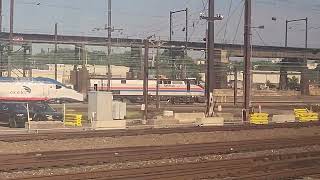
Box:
[187,80,191,92]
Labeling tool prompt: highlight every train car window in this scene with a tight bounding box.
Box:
[94,84,98,91]
[164,80,171,84]
[0,104,8,111]
[173,81,184,85]
[121,80,127,84]
[56,85,62,89]
[159,80,163,84]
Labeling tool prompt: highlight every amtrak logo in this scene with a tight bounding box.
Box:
[23,86,31,93]
[10,86,32,95]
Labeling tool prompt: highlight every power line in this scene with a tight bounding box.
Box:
[253,29,267,46]
[223,0,233,43]
[232,3,244,44]
[216,0,244,38]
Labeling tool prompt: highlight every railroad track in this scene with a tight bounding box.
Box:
[1,136,320,173]
[17,150,320,179]
[0,121,319,142]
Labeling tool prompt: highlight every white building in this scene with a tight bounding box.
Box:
[228,70,301,86]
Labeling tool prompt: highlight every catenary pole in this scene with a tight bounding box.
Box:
[243,0,252,122]
[107,0,112,91]
[54,23,58,80]
[206,0,215,117]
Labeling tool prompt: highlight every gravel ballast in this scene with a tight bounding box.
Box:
[0,126,319,154]
[1,145,319,179]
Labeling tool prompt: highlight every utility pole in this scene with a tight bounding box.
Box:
[169,8,188,80]
[169,11,172,42]
[285,18,309,95]
[302,17,309,95]
[280,20,290,91]
[0,0,2,77]
[207,0,215,117]
[234,67,237,106]
[22,44,26,77]
[185,8,188,49]
[54,23,58,81]
[0,45,2,77]
[155,39,164,110]
[156,41,160,109]
[184,8,188,79]
[200,0,223,117]
[140,46,144,79]
[169,11,173,79]
[143,39,149,124]
[285,20,288,47]
[22,44,32,78]
[279,20,289,90]
[0,0,2,33]
[107,0,112,91]
[28,45,32,77]
[8,0,14,77]
[243,0,252,122]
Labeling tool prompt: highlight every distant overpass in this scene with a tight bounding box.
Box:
[1,32,320,60]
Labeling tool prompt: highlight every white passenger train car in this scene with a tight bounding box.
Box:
[90,79,205,103]
[0,77,84,102]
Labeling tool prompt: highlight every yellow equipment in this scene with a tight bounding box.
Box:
[250,113,269,125]
[64,114,83,127]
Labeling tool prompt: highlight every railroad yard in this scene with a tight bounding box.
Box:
[0,120,319,179]
[0,93,319,180]
[0,95,319,179]
[0,0,320,179]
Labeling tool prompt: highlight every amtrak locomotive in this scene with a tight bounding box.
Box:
[90,79,205,103]
[0,77,84,102]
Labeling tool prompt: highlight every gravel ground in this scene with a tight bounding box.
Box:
[1,145,320,179]
[0,126,319,154]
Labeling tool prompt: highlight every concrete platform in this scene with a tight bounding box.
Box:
[163,111,174,117]
[272,114,296,123]
[196,117,224,126]
[216,113,235,122]
[175,113,205,124]
[91,120,126,130]
[25,121,65,130]
[148,116,179,128]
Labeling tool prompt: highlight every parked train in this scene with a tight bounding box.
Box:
[89,79,205,103]
[0,77,84,103]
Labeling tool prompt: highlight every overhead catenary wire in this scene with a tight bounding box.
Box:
[223,0,233,43]
[232,3,245,44]
[216,0,244,37]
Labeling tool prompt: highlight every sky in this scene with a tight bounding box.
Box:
[1,0,320,50]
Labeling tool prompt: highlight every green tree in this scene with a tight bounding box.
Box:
[157,49,201,79]
[288,76,299,90]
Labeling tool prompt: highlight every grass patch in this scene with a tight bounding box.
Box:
[126,110,142,119]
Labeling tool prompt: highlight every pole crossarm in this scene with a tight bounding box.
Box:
[287,18,307,23]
